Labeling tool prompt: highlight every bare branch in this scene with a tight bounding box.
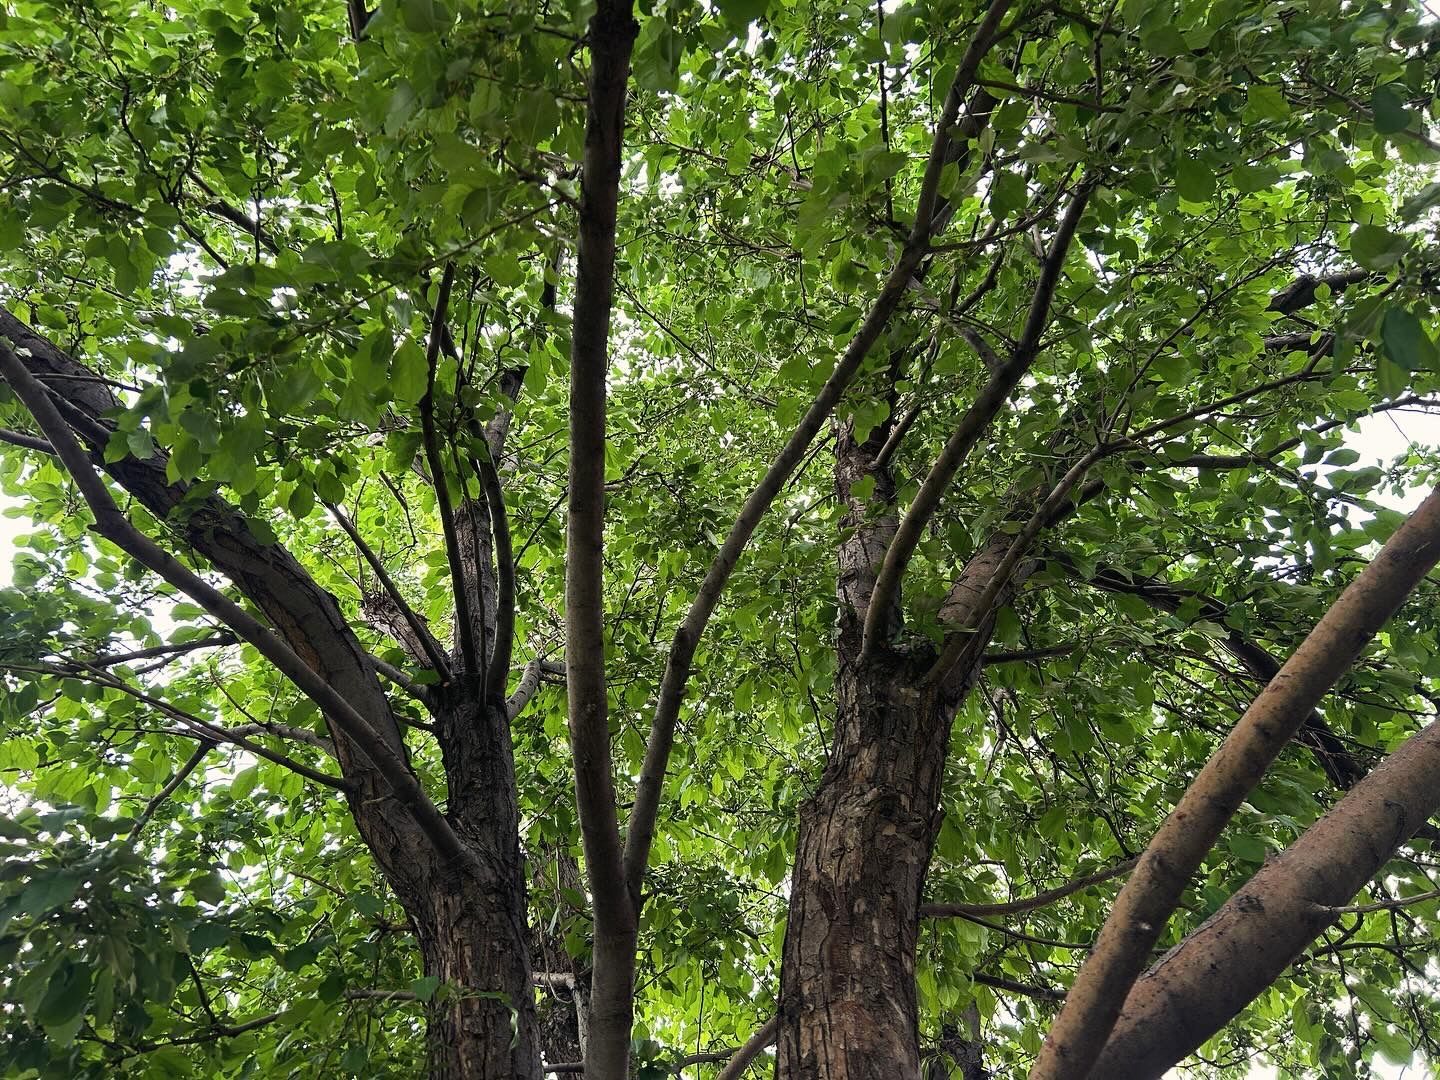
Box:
[476,449,515,699]
[418,262,478,675]
[325,500,450,679]
[564,3,640,1076]
[125,741,212,843]
[921,856,1138,918]
[1089,696,1440,1076]
[0,426,52,453]
[715,1016,780,1080]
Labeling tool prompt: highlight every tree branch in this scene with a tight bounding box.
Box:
[715,1016,780,1080]
[325,500,450,679]
[0,425,53,453]
[125,741,212,843]
[0,337,473,870]
[564,3,640,1076]
[1088,694,1440,1077]
[921,856,1137,918]
[863,179,1096,659]
[418,262,477,676]
[1033,484,1440,1080]
[476,449,514,699]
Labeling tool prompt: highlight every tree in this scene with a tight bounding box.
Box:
[1,0,1439,1077]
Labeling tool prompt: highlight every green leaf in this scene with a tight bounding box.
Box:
[35,961,91,1031]
[19,870,82,916]
[230,765,259,800]
[1174,159,1214,203]
[1227,832,1267,863]
[412,975,441,1002]
[1370,84,1412,135]
[1349,224,1410,270]
[990,171,1028,219]
[1381,308,1438,372]
[716,0,769,25]
[401,0,449,34]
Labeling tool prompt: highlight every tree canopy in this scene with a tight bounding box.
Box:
[1,0,1440,1076]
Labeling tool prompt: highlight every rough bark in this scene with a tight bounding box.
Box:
[777,653,948,1080]
[778,417,1014,1079]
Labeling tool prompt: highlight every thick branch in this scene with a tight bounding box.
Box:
[506,655,562,720]
[715,1016,780,1080]
[565,4,639,1077]
[0,425,53,453]
[1031,485,1440,1080]
[1088,703,1440,1078]
[476,450,514,698]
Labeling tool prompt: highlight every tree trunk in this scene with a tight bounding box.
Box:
[412,859,539,1079]
[415,691,540,1078]
[777,653,947,1080]
[777,413,1038,1078]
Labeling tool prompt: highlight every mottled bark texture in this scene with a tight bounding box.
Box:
[778,417,1021,1079]
[1089,701,1440,1079]
[1034,485,1440,1080]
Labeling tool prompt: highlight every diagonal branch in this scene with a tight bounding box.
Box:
[418,262,477,675]
[0,338,473,870]
[921,856,1138,918]
[623,0,1018,899]
[1089,696,1440,1077]
[506,655,563,720]
[325,499,450,680]
[476,449,514,699]
[1031,484,1440,1080]
[125,741,212,844]
[863,179,1096,658]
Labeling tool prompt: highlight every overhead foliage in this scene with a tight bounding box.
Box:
[0,0,1439,1076]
